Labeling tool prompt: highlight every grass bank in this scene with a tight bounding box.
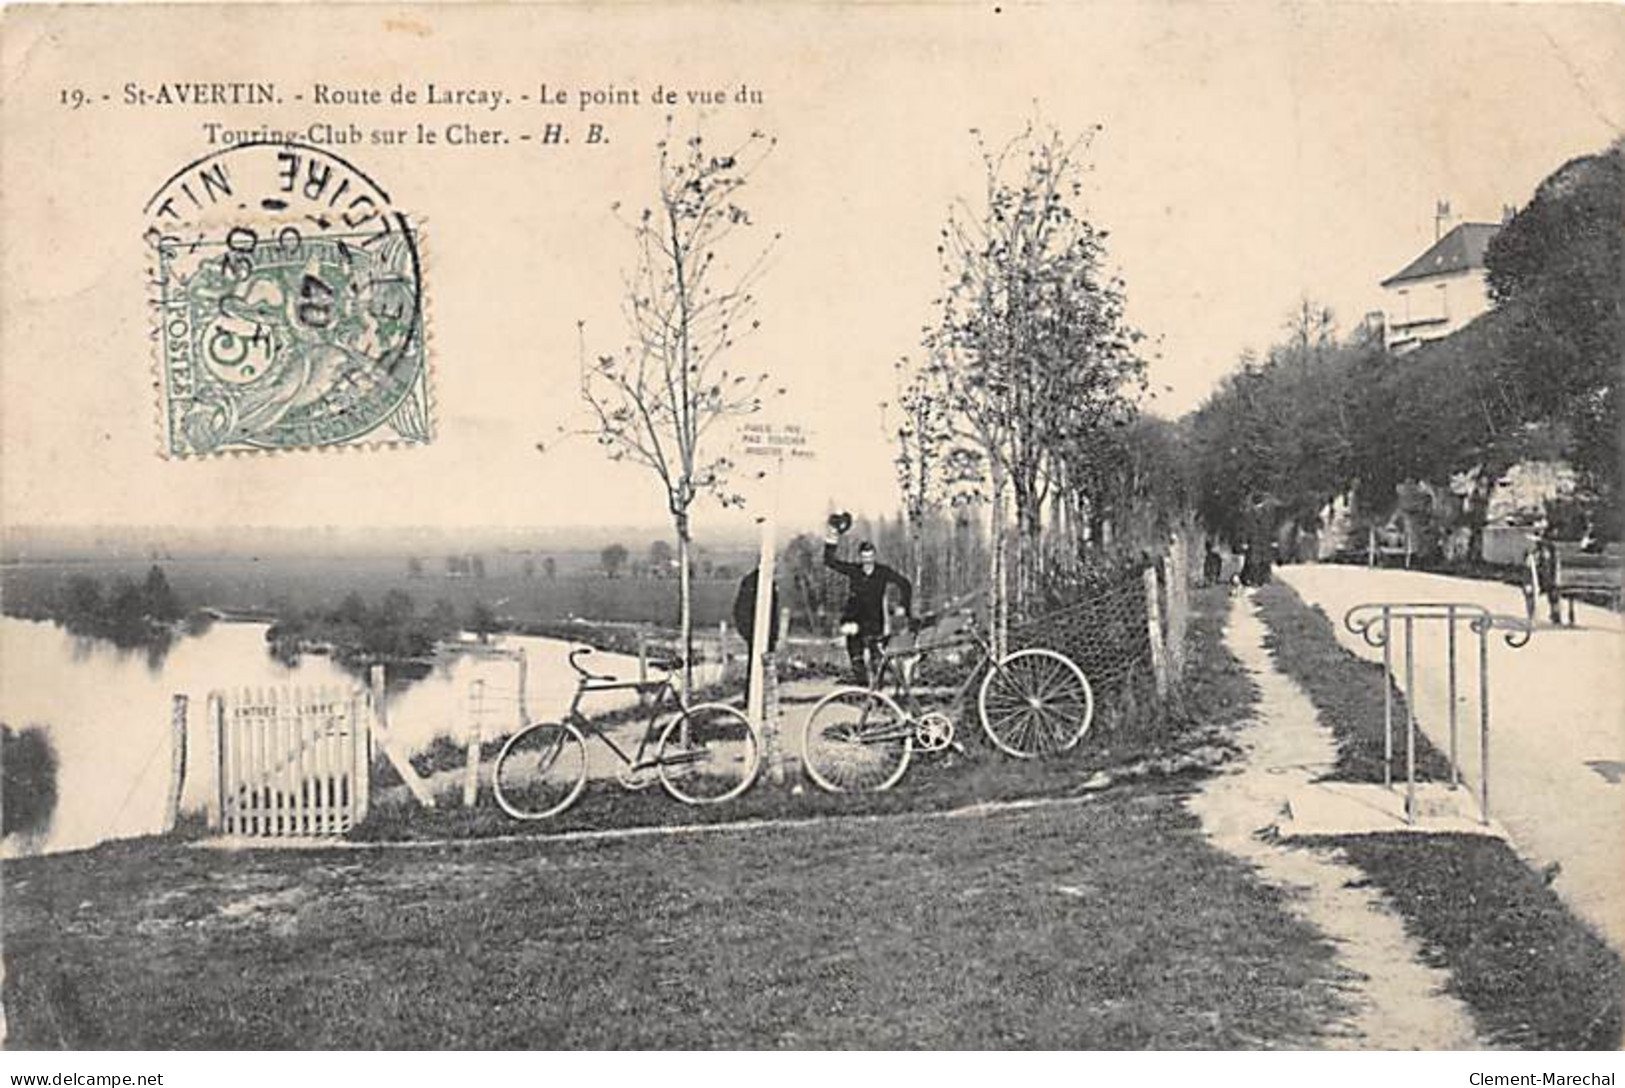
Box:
[3,781,1346,1049]
[1312,833,1623,1049]
[4,586,1358,1049]
[1255,581,1622,1049]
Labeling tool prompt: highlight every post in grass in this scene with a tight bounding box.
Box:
[749,472,782,783]
[740,420,817,785]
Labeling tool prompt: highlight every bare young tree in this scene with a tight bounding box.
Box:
[569,123,780,691]
[885,357,955,602]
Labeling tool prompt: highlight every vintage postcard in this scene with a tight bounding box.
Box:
[1,0,1622,1066]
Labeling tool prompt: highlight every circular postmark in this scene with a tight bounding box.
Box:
[145,142,431,456]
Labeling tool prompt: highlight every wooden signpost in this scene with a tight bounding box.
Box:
[739,421,816,784]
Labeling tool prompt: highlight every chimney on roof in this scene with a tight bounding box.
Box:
[1435,199,1452,242]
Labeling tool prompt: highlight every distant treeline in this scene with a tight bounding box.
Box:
[265,590,492,669]
[3,565,187,649]
[409,545,749,583]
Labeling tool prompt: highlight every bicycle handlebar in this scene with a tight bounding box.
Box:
[569,646,687,686]
[568,646,617,683]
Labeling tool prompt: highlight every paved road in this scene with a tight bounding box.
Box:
[1278,565,1625,953]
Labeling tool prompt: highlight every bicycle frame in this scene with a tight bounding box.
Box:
[802,597,1093,791]
[562,674,683,773]
[865,616,996,724]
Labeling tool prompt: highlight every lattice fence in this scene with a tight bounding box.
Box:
[1013,530,1196,733]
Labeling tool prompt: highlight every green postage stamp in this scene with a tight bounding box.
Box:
[146,143,432,457]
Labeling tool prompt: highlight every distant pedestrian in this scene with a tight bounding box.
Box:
[1580,516,1602,554]
[1203,540,1223,586]
[1238,497,1277,588]
[1241,535,1273,587]
[1531,520,1561,625]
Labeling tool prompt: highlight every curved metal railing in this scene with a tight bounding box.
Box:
[1341,601,1532,825]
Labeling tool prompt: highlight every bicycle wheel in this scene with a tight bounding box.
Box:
[492,721,588,820]
[801,687,912,793]
[657,702,761,805]
[978,648,1094,758]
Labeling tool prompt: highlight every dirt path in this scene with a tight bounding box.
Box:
[1187,591,1483,1049]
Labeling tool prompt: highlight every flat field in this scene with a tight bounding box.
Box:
[0,554,747,629]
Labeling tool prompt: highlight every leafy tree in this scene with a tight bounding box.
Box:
[407,557,424,579]
[379,589,416,625]
[141,565,183,623]
[1078,415,1192,556]
[565,123,781,692]
[429,598,459,631]
[331,591,370,628]
[468,602,499,643]
[1185,299,1377,551]
[38,568,184,652]
[470,555,487,580]
[269,587,460,668]
[542,556,557,580]
[1484,144,1623,528]
[649,539,675,575]
[2,723,57,837]
[600,543,629,579]
[105,578,150,642]
[61,575,103,626]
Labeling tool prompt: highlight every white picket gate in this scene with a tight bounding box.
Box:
[206,685,372,837]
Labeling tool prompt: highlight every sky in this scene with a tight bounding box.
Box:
[3,2,1622,542]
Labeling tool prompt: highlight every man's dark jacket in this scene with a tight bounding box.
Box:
[823,542,912,635]
[732,569,782,652]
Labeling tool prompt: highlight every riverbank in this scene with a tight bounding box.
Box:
[0,615,672,858]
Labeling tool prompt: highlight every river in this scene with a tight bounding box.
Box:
[0,616,715,856]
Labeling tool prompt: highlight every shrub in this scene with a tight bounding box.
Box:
[2,723,59,838]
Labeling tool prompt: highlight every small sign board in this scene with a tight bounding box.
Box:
[740,421,816,460]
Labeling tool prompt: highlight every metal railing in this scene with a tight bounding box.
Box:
[1343,602,1532,825]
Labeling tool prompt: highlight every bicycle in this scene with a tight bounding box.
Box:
[492,647,761,820]
[800,606,1094,793]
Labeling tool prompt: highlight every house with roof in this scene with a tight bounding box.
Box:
[1379,221,1501,354]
